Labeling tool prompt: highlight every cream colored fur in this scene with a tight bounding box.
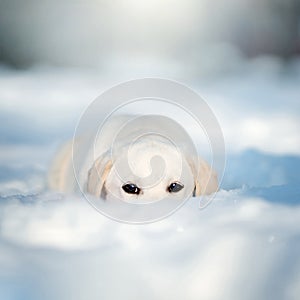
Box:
[48,116,218,200]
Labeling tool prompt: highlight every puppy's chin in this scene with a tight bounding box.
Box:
[104,193,185,205]
[119,195,166,205]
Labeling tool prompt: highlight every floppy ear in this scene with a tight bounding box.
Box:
[86,152,112,197]
[193,158,218,197]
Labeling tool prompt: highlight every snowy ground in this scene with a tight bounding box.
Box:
[0,60,300,300]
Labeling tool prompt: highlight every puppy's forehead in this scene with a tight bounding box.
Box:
[113,140,184,180]
[130,139,180,154]
[129,140,181,161]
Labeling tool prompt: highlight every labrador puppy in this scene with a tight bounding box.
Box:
[48,115,218,201]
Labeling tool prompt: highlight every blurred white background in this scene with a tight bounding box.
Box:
[0,0,299,69]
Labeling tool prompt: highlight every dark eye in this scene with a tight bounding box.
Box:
[168,182,184,193]
[122,183,141,195]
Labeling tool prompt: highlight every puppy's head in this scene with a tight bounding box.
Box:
[87,139,218,202]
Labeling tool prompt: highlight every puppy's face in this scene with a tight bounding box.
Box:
[88,140,195,202]
[87,139,218,201]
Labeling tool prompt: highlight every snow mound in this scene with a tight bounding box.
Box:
[0,64,299,299]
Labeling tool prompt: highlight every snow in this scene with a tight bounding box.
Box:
[0,59,300,299]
